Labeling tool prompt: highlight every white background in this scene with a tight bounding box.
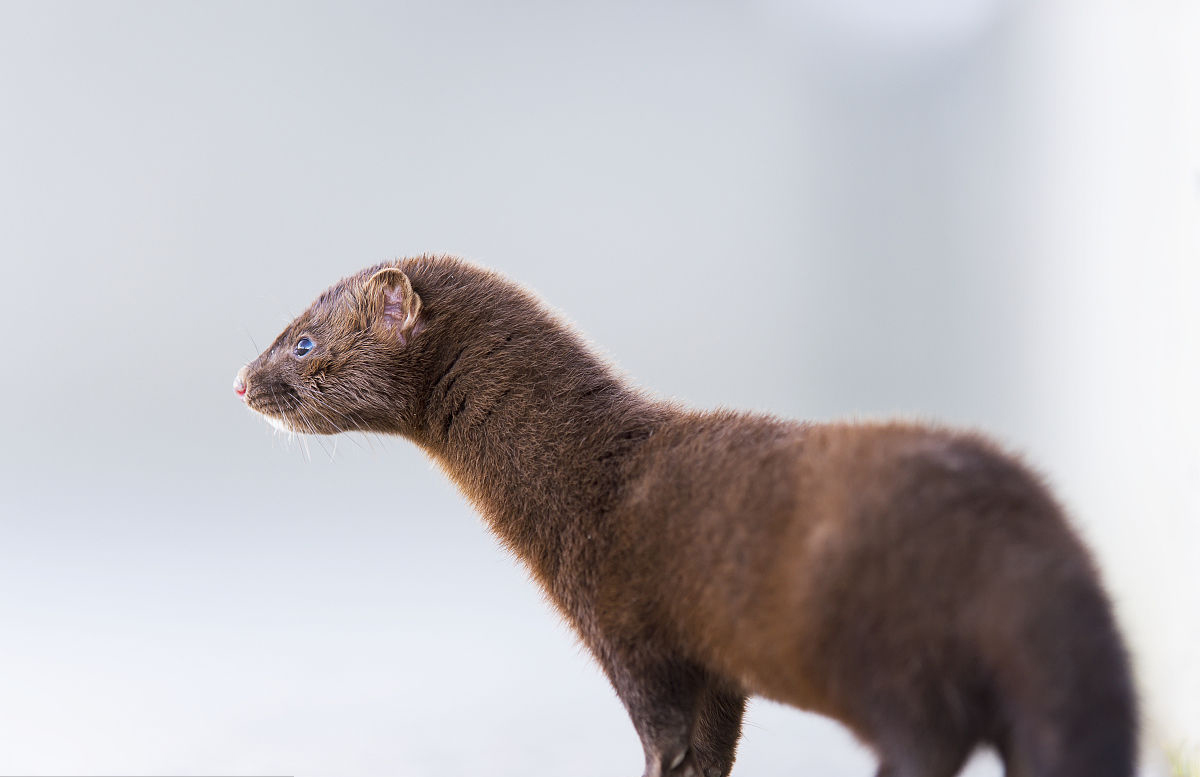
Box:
[0,1,1195,775]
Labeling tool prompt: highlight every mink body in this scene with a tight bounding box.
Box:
[235,255,1136,777]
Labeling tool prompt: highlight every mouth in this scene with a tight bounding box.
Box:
[260,412,300,435]
[244,390,343,436]
[242,390,302,433]
[236,370,342,436]
[237,378,303,435]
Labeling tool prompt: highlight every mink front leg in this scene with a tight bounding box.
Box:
[603,650,744,777]
[689,681,746,777]
[604,651,708,777]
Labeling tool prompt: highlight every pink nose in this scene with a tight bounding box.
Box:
[233,366,249,398]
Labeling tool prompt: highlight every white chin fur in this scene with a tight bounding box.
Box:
[263,413,298,435]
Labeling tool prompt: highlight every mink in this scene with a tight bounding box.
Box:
[234,255,1137,777]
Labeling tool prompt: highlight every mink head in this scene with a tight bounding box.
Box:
[235,264,429,436]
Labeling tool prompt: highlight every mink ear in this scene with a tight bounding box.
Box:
[364,267,422,342]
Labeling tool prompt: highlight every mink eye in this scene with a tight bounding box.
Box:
[294,337,314,357]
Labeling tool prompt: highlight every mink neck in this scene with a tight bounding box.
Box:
[411,286,667,590]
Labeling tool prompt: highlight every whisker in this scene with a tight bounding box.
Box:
[307,419,335,462]
[254,379,398,462]
[297,387,375,456]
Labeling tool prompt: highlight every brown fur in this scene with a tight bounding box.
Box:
[236,255,1136,777]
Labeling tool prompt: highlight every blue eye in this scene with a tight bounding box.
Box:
[294,337,313,357]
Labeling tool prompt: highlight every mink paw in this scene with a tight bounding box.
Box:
[642,747,703,777]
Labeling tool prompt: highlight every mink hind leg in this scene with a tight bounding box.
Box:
[872,733,973,777]
[865,699,977,777]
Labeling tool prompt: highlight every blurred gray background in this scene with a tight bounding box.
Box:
[0,1,1196,775]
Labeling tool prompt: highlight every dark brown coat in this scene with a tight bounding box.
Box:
[235,255,1136,777]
